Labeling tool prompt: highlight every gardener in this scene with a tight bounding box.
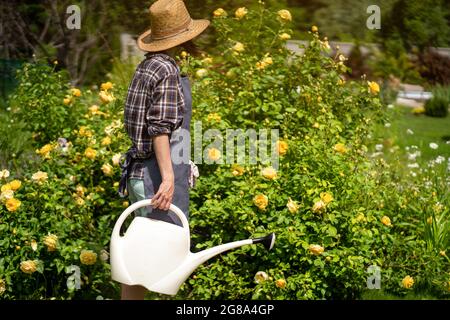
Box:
[117,0,209,300]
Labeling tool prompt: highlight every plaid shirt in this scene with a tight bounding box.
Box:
[124,53,185,180]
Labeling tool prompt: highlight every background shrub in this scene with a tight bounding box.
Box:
[425,86,449,118]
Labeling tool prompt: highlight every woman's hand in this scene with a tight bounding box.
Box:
[152,177,174,211]
[152,134,175,211]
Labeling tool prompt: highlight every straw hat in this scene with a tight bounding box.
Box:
[137,0,210,52]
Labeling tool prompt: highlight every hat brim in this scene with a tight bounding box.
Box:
[137,19,210,52]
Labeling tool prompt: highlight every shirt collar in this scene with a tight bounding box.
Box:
[145,52,179,70]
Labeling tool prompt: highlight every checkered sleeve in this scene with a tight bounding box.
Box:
[146,68,184,137]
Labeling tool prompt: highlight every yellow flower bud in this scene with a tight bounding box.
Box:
[381,216,392,227]
[275,278,286,288]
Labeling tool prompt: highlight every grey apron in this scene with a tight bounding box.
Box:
[139,75,192,227]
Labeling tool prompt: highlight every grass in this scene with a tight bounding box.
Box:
[379,105,450,161]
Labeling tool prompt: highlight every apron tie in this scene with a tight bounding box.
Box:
[118,148,137,198]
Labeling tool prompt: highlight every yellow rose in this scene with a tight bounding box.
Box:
[402,275,414,289]
[254,194,268,210]
[320,192,333,204]
[100,249,109,262]
[368,81,380,95]
[276,140,288,156]
[43,234,58,252]
[232,42,245,52]
[1,183,12,193]
[196,68,208,78]
[76,185,85,197]
[0,278,6,295]
[180,51,188,59]
[85,147,97,160]
[122,201,129,208]
[0,169,10,179]
[213,8,226,17]
[279,33,291,40]
[202,57,213,65]
[207,148,221,161]
[333,143,348,154]
[275,278,286,289]
[287,197,299,213]
[101,136,111,146]
[20,260,37,274]
[254,271,269,283]
[100,82,113,91]
[78,126,93,137]
[89,105,101,115]
[37,144,53,158]
[235,7,248,19]
[71,88,82,97]
[63,97,72,105]
[0,189,14,202]
[99,90,115,104]
[101,163,113,176]
[312,200,326,213]
[5,198,21,212]
[75,197,85,206]
[112,153,122,166]
[231,165,245,177]
[80,250,97,265]
[311,25,318,32]
[277,9,292,22]
[381,216,392,227]
[256,56,273,70]
[309,244,325,255]
[207,113,221,122]
[261,167,277,180]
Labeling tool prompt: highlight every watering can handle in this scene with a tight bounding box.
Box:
[112,199,189,239]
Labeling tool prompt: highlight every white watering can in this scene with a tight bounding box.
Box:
[110,199,275,296]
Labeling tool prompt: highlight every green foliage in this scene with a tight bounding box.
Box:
[8,63,82,145]
[0,3,449,300]
[0,111,36,175]
[369,39,422,84]
[381,0,450,50]
[425,87,450,118]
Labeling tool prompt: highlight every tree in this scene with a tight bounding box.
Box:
[381,0,450,50]
[0,0,127,85]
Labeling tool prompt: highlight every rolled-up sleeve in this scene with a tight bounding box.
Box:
[146,70,184,137]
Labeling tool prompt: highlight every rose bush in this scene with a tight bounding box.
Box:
[0,3,448,299]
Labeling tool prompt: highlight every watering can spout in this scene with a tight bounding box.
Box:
[149,233,276,295]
